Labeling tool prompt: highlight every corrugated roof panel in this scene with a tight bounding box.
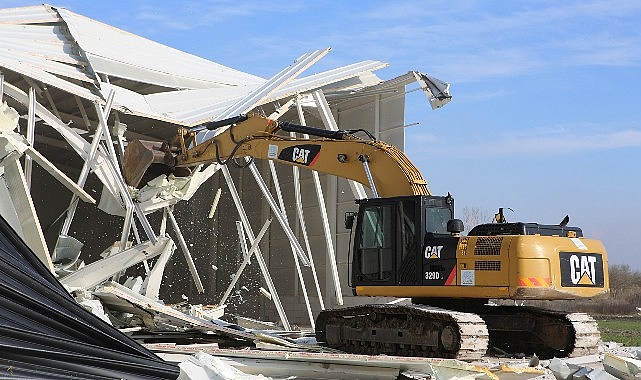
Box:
[0,214,180,379]
[101,83,188,125]
[146,86,253,115]
[0,5,390,129]
[0,24,85,66]
[0,6,98,89]
[1,49,93,83]
[55,7,265,90]
[102,84,251,126]
[148,94,246,125]
[0,54,100,101]
[0,4,59,24]
[108,61,387,126]
[263,60,387,103]
[144,61,386,126]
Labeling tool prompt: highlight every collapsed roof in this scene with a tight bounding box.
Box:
[0,4,397,135]
[0,4,452,378]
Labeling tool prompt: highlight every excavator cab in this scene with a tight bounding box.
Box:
[350,195,460,288]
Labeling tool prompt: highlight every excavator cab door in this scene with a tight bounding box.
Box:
[355,204,396,284]
[352,196,426,287]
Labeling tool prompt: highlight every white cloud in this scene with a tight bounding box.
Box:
[132,0,306,30]
[451,128,641,157]
[352,1,641,82]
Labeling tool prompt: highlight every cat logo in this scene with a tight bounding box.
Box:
[560,252,604,287]
[292,147,310,164]
[278,145,321,167]
[424,245,443,259]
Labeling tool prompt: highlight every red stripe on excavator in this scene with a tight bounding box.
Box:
[309,152,320,166]
[445,267,456,285]
[519,277,552,287]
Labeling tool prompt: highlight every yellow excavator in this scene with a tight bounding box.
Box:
[123,114,609,360]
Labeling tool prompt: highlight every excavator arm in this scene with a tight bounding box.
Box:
[124,114,430,198]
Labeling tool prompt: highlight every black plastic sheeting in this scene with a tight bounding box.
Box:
[0,215,180,379]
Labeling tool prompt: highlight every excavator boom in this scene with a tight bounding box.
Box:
[123,114,430,197]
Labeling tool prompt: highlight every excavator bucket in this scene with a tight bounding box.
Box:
[123,140,175,188]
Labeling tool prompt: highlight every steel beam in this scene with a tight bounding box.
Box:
[307,90,346,305]
[167,207,204,293]
[293,96,326,310]
[198,48,329,142]
[268,160,316,327]
[2,151,53,272]
[61,237,173,290]
[60,91,115,236]
[221,165,291,330]
[247,161,310,266]
[24,87,35,189]
[219,218,272,306]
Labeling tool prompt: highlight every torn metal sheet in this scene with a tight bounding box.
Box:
[0,212,179,379]
[179,352,271,380]
[103,164,222,217]
[603,353,641,379]
[52,234,84,276]
[0,101,18,130]
[549,357,590,380]
[412,71,452,110]
[55,7,263,90]
[1,150,52,271]
[151,346,497,380]
[95,281,257,341]
[60,237,175,290]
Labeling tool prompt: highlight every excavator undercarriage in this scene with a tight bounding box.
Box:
[316,303,601,360]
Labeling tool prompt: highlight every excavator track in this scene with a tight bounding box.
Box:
[316,304,601,360]
[477,306,601,359]
[315,304,489,361]
[565,312,601,357]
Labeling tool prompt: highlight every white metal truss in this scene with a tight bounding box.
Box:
[267,160,316,328]
[221,165,291,330]
[219,218,272,306]
[61,237,174,290]
[167,206,204,293]
[308,89,348,305]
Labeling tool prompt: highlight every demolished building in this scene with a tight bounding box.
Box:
[3,5,641,380]
[0,3,450,332]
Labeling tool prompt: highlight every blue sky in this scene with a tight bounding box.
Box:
[7,1,641,269]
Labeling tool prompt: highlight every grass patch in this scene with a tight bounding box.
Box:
[596,316,641,347]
